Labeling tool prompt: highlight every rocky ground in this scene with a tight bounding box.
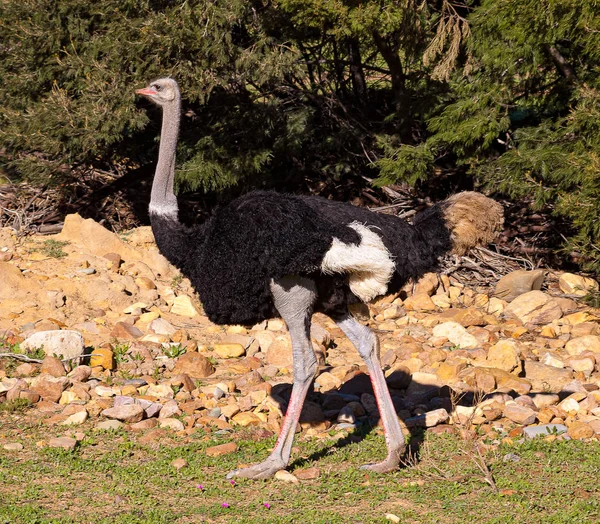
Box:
[1,213,600,467]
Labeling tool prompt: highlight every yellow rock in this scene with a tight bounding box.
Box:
[140,334,170,344]
[563,311,595,325]
[232,412,263,427]
[170,295,198,318]
[559,273,599,297]
[121,385,138,396]
[213,343,246,359]
[59,391,79,405]
[540,325,557,338]
[89,348,115,370]
[135,276,156,290]
[226,325,248,335]
[138,311,160,324]
[123,302,149,314]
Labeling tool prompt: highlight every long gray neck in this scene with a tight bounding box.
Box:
[149,94,181,217]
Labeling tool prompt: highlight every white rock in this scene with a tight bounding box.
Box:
[432,322,479,349]
[61,410,88,426]
[274,470,299,483]
[21,330,84,361]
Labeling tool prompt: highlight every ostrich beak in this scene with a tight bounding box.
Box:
[135,87,157,96]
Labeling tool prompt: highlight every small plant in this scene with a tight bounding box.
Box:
[162,343,186,359]
[39,239,69,258]
[171,274,184,289]
[0,398,32,413]
[206,356,218,366]
[582,288,600,308]
[111,342,130,365]
[130,351,145,362]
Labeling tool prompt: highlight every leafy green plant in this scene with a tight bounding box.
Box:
[111,342,130,365]
[162,344,186,359]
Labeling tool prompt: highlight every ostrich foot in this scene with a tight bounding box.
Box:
[359,449,404,474]
[227,457,286,480]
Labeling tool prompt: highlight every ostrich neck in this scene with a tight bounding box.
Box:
[149,99,181,217]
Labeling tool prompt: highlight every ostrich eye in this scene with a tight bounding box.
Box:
[152,84,162,91]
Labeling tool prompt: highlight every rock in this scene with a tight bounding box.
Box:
[170,295,198,318]
[89,348,116,370]
[294,467,321,480]
[564,336,600,355]
[274,470,299,484]
[486,340,521,372]
[337,406,356,424]
[414,273,439,296]
[403,293,437,311]
[382,303,404,320]
[96,420,125,431]
[14,363,37,377]
[213,343,245,359]
[505,291,562,325]
[31,374,69,403]
[232,412,263,427]
[559,273,599,297]
[523,361,573,393]
[172,352,215,378]
[145,384,174,399]
[405,372,443,398]
[158,399,181,419]
[504,403,537,425]
[171,458,187,470]
[450,308,486,327]
[110,322,143,340]
[265,335,293,368]
[40,356,66,377]
[3,443,24,451]
[48,437,77,451]
[129,419,158,431]
[523,424,567,439]
[435,360,467,383]
[495,269,546,302]
[21,330,84,362]
[68,365,92,382]
[148,318,177,336]
[559,397,580,414]
[566,355,595,375]
[206,442,238,457]
[568,421,594,440]
[101,404,145,423]
[135,277,156,290]
[432,322,479,349]
[385,365,412,390]
[316,371,342,391]
[159,418,185,431]
[405,408,449,428]
[61,410,88,426]
[94,385,116,397]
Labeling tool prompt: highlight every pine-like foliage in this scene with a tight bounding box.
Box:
[376,0,600,269]
[0,0,298,190]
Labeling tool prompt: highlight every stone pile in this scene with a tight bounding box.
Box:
[2,217,600,454]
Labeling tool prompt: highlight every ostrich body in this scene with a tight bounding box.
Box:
[136,78,504,479]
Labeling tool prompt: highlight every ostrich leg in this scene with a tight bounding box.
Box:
[334,311,405,472]
[227,276,318,480]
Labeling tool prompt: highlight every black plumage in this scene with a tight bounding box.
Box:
[152,190,453,326]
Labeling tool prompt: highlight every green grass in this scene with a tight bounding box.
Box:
[0,415,599,524]
[39,239,70,258]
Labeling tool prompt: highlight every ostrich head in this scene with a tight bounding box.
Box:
[135,77,179,105]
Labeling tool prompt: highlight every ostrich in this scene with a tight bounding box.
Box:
[136,78,504,479]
